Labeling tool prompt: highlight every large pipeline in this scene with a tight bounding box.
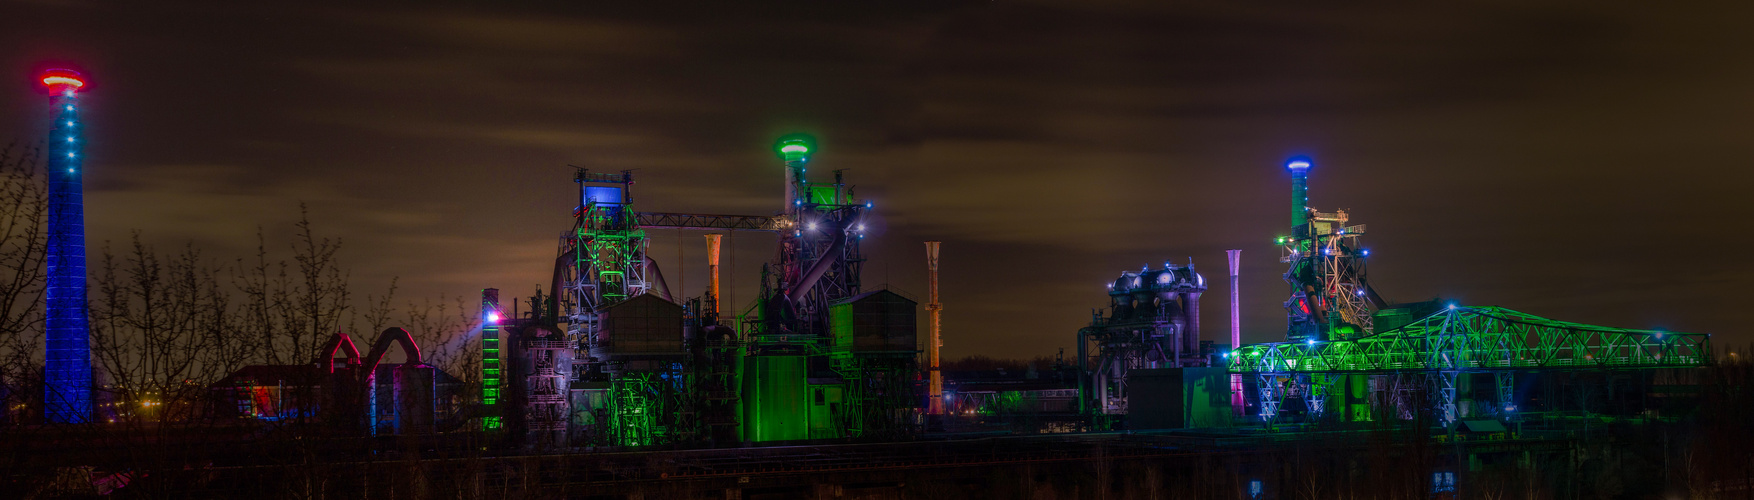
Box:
[362,327,424,371]
[785,224,847,300]
[315,333,363,373]
[550,248,572,320]
[644,255,674,302]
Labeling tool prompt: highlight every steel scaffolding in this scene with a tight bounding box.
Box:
[1230,306,1708,373]
[1230,305,1709,424]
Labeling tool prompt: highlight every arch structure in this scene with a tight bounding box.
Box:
[313,328,425,375]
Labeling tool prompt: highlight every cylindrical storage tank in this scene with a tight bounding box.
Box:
[1155,269,1180,302]
[1111,275,1135,319]
[742,354,807,442]
[1130,289,1154,318]
[1183,291,1202,353]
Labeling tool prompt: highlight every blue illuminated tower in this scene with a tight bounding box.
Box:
[40,69,91,423]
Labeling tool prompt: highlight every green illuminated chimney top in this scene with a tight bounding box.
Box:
[775,135,813,161]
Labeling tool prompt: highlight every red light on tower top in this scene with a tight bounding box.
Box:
[40,69,86,95]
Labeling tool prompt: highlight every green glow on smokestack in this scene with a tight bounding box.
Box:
[776,137,812,161]
[1287,156,1311,231]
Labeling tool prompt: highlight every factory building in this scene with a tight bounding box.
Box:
[210,330,467,435]
[479,137,922,449]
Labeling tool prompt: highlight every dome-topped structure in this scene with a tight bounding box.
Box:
[1081,259,1211,417]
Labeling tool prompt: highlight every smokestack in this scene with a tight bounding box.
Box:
[1287,156,1311,230]
[776,137,811,218]
[926,241,943,415]
[1225,249,1244,416]
[705,234,722,318]
[1226,249,1241,351]
[480,288,504,428]
[40,69,92,423]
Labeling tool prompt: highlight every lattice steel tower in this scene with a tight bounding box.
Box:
[768,136,866,337]
[1279,156,1384,343]
[40,69,92,423]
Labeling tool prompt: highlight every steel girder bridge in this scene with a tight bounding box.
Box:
[1227,305,1711,424]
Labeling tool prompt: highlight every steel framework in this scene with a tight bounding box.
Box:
[1280,157,1384,343]
[560,170,649,330]
[1281,210,1381,342]
[605,370,688,446]
[480,290,504,430]
[1229,306,1709,374]
[483,136,899,448]
[1231,305,1709,424]
[636,212,786,232]
[1077,262,1208,419]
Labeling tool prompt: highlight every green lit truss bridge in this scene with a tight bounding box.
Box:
[1227,306,1710,423]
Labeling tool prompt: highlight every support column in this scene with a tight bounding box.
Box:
[1258,373,1282,423]
[1496,371,1515,415]
[1436,371,1459,426]
[1303,373,1332,419]
[1347,374,1372,422]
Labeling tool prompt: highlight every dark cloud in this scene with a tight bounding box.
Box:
[1,1,1749,359]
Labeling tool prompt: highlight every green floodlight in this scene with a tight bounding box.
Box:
[780,144,808,154]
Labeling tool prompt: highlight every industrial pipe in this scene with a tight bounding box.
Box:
[315,332,362,373]
[643,255,675,302]
[362,327,424,372]
[784,225,847,300]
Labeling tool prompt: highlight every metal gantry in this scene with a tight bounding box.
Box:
[1230,306,1709,374]
[1230,305,1710,423]
[1280,209,1381,343]
[562,170,649,325]
[636,212,787,232]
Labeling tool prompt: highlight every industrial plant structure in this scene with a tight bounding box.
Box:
[1071,155,1712,432]
[479,137,921,448]
[464,135,1712,446]
[213,329,465,434]
[1076,260,1226,428]
[8,67,1729,498]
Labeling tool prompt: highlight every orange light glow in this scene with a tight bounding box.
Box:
[40,69,86,93]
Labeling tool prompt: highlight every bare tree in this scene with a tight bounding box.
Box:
[289,206,350,366]
[349,276,398,338]
[90,235,241,422]
[403,293,481,384]
[0,145,46,425]
[233,205,352,367]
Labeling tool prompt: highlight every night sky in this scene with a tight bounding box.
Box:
[3,1,1749,360]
